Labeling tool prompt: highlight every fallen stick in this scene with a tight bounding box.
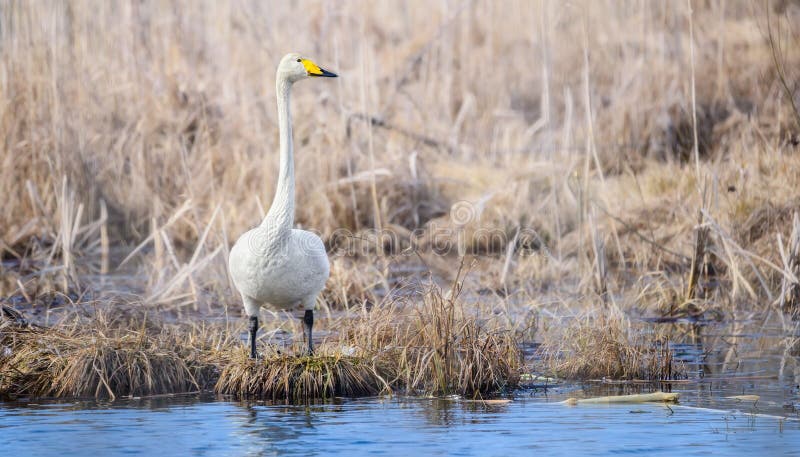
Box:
[672,405,799,422]
[724,395,760,402]
[562,391,679,405]
[461,399,513,405]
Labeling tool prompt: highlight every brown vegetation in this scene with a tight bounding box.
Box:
[215,352,391,400]
[1,276,521,401]
[1,1,799,395]
[540,311,684,381]
[0,313,211,399]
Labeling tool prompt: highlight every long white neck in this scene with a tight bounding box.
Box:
[261,75,294,239]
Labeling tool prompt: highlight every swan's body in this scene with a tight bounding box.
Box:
[229,228,329,311]
[228,53,336,358]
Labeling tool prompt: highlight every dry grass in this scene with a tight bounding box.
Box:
[2,2,798,305]
[214,349,391,401]
[1,1,799,394]
[0,315,212,399]
[391,279,521,396]
[539,310,684,381]
[1,275,522,400]
[328,271,523,396]
[215,270,522,399]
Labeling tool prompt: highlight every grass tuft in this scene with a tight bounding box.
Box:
[214,348,391,401]
[1,280,522,401]
[539,312,685,382]
[0,318,211,400]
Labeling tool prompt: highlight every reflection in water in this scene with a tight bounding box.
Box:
[658,315,799,416]
[0,392,798,457]
[417,398,458,427]
[232,401,346,451]
[0,317,797,456]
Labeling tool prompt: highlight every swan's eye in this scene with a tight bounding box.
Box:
[296,58,302,63]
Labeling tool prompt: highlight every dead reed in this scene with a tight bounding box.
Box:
[213,270,521,400]
[1,276,522,401]
[392,280,522,396]
[1,1,799,401]
[0,318,212,400]
[539,311,684,381]
[214,348,392,400]
[2,2,797,309]
[779,213,800,318]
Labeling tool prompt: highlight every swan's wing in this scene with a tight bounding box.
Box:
[291,229,330,280]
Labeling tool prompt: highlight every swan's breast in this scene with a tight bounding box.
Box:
[228,228,329,308]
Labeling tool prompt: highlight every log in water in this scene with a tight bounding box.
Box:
[562,391,680,405]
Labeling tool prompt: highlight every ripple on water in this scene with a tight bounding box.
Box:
[0,394,798,457]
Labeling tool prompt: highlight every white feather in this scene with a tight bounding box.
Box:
[228,53,331,316]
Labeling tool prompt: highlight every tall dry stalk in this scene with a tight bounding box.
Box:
[1,1,799,395]
[779,212,800,318]
[686,209,709,303]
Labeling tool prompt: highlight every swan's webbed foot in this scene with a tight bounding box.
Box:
[303,309,314,356]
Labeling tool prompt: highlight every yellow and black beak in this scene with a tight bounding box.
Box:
[301,59,338,78]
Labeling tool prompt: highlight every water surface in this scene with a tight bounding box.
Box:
[2,387,798,457]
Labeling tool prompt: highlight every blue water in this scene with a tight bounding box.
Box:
[1,393,798,456]
[2,314,798,455]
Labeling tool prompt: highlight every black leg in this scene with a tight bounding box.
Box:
[249,315,259,359]
[303,309,314,356]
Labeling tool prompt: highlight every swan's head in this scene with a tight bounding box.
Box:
[278,53,337,83]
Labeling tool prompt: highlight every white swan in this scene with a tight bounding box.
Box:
[229,53,336,358]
